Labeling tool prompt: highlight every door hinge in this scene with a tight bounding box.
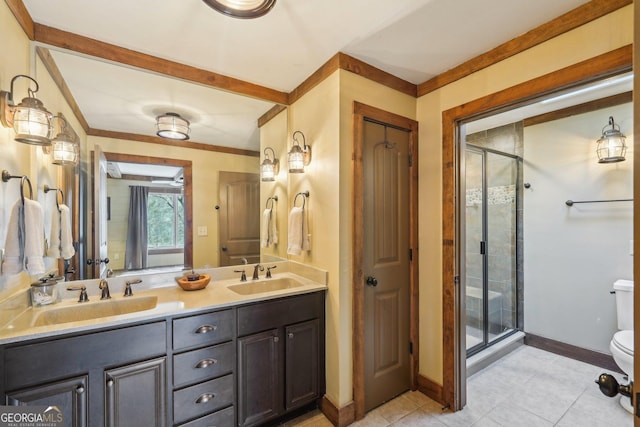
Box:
[409,341,413,354]
[409,248,413,261]
[454,276,460,285]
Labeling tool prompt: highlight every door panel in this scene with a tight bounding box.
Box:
[363,121,411,411]
[218,172,260,266]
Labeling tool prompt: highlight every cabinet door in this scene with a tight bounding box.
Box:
[237,329,281,427]
[105,357,166,427]
[6,375,88,427]
[285,319,319,410]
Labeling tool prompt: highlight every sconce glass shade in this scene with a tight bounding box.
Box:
[288,131,311,173]
[0,75,53,145]
[156,112,190,140]
[51,134,79,166]
[261,147,279,181]
[596,116,626,163]
[202,0,276,18]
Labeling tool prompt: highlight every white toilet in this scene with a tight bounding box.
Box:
[610,279,634,413]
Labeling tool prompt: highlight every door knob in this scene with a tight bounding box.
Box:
[221,246,228,252]
[366,276,378,287]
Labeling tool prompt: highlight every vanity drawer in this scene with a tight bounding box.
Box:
[177,405,234,427]
[173,341,235,388]
[173,309,234,350]
[173,374,234,425]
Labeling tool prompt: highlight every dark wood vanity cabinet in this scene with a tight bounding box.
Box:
[237,292,325,427]
[0,289,325,427]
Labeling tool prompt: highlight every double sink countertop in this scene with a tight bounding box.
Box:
[0,261,327,345]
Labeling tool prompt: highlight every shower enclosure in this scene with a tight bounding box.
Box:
[465,145,520,356]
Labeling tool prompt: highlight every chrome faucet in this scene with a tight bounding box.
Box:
[99,279,111,300]
[266,265,277,278]
[67,285,89,303]
[234,269,247,282]
[124,279,142,297]
[252,264,264,280]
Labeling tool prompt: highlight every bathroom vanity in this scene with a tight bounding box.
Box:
[0,266,326,427]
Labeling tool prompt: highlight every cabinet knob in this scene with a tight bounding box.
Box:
[76,385,85,394]
[288,332,294,339]
[195,358,217,369]
[195,324,217,334]
[195,392,215,404]
[106,379,114,388]
[273,336,279,343]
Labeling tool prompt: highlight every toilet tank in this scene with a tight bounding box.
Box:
[614,279,634,330]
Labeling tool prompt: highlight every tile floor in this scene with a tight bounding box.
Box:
[286,345,632,426]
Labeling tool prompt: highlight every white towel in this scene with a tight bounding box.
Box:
[260,208,280,248]
[2,200,23,274]
[47,204,75,260]
[23,198,45,274]
[2,199,45,275]
[287,206,310,255]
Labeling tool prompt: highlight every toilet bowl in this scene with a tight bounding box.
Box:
[609,279,634,413]
[610,330,634,413]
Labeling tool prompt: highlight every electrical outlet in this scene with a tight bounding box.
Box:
[198,226,208,237]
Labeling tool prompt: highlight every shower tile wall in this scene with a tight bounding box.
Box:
[466,122,524,334]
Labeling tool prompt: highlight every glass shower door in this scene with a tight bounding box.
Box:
[465,147,519,355]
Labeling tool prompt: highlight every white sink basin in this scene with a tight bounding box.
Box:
[32,296,164,327]
[228,278,303,295]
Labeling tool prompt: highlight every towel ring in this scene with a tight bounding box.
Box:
[2,170,33,204]
[293,191,309,209]
[44,185,64,211]
[265,195,278,210]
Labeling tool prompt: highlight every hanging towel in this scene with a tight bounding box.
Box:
[270,207,278,245]
[2,199,45,275]
[260,208,280,248]
[287,206,310,255]
[23,198,45,274]
[47,204,75,260]
[2,200,24,274]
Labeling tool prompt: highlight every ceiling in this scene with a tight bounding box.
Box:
[20,0,592,151]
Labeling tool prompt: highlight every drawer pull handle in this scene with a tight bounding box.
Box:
[195,324,217,334]
[195,392,215,404]
[195,358,217,369]
[288,332,294,339]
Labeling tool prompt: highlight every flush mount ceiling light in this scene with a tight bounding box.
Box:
[288,131,311,173]
[0,75,53,146]
[50,115,79,166]
[156,112,190,140]
[202,0,276,19]
[596,116,627,163]
[260,147,279,181]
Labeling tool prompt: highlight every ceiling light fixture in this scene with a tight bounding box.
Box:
[288,131,311,173]
[596,116,627,163]
[50,115,79,166]
[260,147,279,181]
[0,75,53,145]
[202,0,276,19]
[156,112,190,140]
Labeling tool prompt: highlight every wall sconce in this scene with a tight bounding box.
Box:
[288,131,311,173]
[596,116,627,163]
[261,147,279,181]
[202,0,276,19]
[50,115,79,166]
[0,75,53,145]
[156,112,190,140]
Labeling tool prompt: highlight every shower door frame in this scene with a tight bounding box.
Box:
[464,144,521,358]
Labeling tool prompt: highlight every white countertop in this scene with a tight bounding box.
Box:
[0,263,327,345]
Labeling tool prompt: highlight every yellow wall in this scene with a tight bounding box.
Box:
[416,5,634,383]
[88,136,258,270]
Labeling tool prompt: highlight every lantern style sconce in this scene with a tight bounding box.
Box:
[156,112,190,140]
[0,75,53,145]
[288,131,311,173]
[202,0,276,19]
[261,147,279,181]
[50,115,79,166]
[596,116,627,163]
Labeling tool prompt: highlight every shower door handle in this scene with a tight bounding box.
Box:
[480,241,486,255]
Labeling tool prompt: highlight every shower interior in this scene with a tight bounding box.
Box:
[464,123,523,356]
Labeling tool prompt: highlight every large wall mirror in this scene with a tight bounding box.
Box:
[17,45,288,280]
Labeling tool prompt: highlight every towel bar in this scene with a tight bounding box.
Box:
[44,185,65,211]
[2,170,33,203]
[265,195,278,210]
[293,191,309,208]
